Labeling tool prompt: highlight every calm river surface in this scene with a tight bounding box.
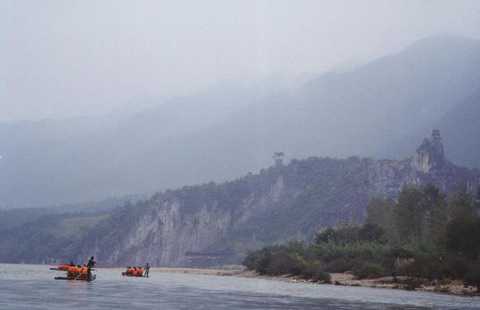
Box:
[0,264,479,309]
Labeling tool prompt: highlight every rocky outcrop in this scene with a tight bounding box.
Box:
[415,129,446,173]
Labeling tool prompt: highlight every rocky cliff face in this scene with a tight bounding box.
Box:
[415,129,446,173]
[1,132,478,266]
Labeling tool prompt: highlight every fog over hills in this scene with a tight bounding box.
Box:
[1,35,479,207]
[437,90,480,168]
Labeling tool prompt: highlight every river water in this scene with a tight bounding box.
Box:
[0,264,479,309]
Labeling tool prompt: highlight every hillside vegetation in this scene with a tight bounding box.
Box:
[244,186,480,290]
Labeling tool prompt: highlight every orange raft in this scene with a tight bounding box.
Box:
[49,263,72,271]
[52,265,96,282]
[122,267,145,277]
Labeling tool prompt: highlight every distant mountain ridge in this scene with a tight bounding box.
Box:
[1,35,480,207]
[438,90,480,169]
[1,131,478,266]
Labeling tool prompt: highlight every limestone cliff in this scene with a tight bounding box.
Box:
[415,129,446,173]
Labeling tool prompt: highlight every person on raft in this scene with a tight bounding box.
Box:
[86,266,93,281]
[144,263,150,278]
[87,256,96,268]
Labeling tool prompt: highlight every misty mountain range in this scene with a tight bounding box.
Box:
[1,35,479,207]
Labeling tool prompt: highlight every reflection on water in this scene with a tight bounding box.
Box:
[0,264,479,309]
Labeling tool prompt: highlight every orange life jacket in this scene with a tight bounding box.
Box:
[67,266,80,274]
[66,266,82,279]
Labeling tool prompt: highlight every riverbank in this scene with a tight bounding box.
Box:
[328,273,478,297]
[151,267,479,297]
[151,267,244,277]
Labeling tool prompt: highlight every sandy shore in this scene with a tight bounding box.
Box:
[327,273,479,297]
[151,267,245,277]
[147,267,479,297]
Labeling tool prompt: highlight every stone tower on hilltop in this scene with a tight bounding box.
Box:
[273,152,285,167]
[415,129,446,173]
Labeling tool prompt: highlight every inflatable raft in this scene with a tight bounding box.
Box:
[51,264,96,282]
[122,267,145,277]
[49,264,71,271]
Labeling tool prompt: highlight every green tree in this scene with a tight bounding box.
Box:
[446,216,480,260]
[358,223,386,243]
[315,225,360,245]
[464,263,480,292]
[421,185,447,247]
[394,187,425,244]
[366,198,394,227]
[315,228,337,244]
[448,191,475,221]
[445,191,480,260]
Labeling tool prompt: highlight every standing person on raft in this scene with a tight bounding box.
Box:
[144,263,150,278]
[86,256,96,281]
[87,256,96,268]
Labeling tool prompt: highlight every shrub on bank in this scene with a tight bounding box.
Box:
[243,245,307,276]
[300,261,331,283]
[323,257,355,273]
[243,247,273,275]
[441,255,470,279]
[464,263,480,292]
[399,252,448,280]
[306,270,331,283]
[266,251,305,276]
[353,262,385,279]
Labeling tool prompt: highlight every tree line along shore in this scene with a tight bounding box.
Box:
[242,185,480,295]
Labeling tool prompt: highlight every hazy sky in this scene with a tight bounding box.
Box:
[2,0,480,121]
